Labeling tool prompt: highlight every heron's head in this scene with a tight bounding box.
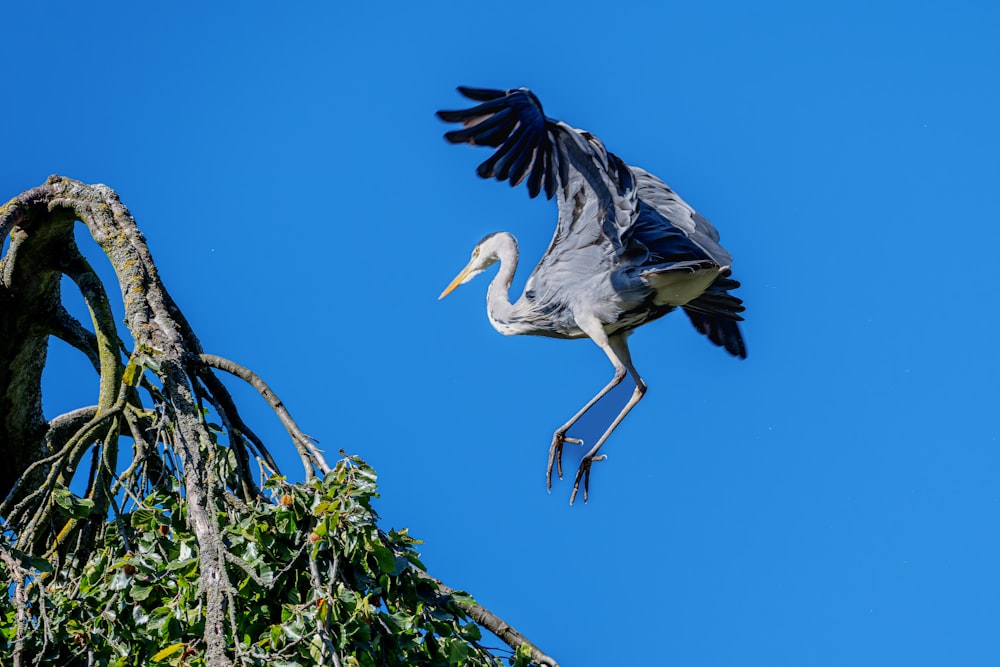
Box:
[438,232,510,300]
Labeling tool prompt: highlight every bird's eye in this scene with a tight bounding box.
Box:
[472,248,480,257]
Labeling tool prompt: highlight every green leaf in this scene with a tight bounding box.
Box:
[460,621,482,641]
[282,620,303,642]
[130,584,153,601]
[131,508,158,529]
[449,590,477,606]
[70,496,94,519]
[405,552,427,570]
[109,570,130,591]
[372,543,397,574]
[52,485,73,508]
[139,353,161,372]
[146,606,172,632]
[165,557,196,575]
[28,555,54,573]
[308,635,325,663]
[446,638,469,665]
[513,642,534,667]
[151,643,186,661]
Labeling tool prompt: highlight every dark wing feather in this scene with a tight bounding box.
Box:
[438,85,639,224]
[453,86,508,102]
[630,168,733,269]
[442,108,515,145]
[684,309,747,358]
[438,87,560,199]
[683,277,747,358]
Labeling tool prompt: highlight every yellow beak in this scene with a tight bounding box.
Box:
[438,264,474,300]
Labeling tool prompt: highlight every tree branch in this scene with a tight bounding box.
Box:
[194,352,331,477]
[415,569,560,667]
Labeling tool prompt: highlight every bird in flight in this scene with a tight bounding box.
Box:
[437,87,746,503]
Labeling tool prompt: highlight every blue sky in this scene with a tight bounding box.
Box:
[4,1,1000,664]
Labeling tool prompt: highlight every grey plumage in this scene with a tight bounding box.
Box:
[438,87,745,503]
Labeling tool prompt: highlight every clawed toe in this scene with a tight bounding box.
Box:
[546,431,609,503]
[546,433,583,491]
[569,454,607,505]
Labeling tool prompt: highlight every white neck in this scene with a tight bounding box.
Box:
[484,233,520,334]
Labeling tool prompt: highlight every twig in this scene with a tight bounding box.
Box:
[193,368,282,476]
[0,544,27,667]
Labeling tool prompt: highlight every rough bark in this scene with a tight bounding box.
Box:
[0,192,75,497]
[1,176,238,663]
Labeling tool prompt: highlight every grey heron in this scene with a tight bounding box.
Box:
[437,87,746,504]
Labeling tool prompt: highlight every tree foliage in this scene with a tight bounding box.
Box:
[0,177,557,666]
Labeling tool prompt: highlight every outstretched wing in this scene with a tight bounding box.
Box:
[437,87,559,199]
[437,86,634,202]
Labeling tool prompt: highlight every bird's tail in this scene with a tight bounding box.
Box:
[682,277,747,358]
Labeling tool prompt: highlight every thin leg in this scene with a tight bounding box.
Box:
[546,368,626,489]
[570,335,646,504]
[546,320,629,492]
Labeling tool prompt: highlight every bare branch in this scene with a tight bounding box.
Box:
[194,353,331,476]
[48,306,101,372]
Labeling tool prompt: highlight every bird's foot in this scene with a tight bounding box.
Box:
[569,454,607,505]
[546,432,583,491]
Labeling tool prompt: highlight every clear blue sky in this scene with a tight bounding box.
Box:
[4,1,1000,664]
